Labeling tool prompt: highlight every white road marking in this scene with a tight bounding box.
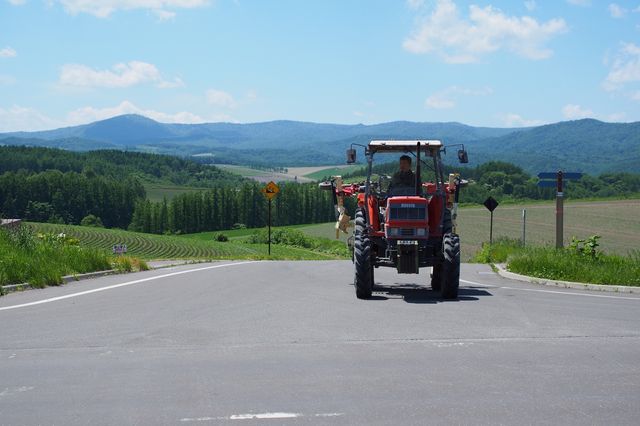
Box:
[180,412,343,422]
[477,272,495,275]
[460,279,640,300]
[0,262,259,312]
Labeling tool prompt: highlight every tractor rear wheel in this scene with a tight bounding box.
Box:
[441,233,460,300]
[354,208,373,299]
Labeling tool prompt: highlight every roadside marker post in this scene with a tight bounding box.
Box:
[483,196,499,246]
[261,181,280,255]
[537,171,582,248]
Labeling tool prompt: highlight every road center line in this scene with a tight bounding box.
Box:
[0,261,259,312]
[460,279,640,300]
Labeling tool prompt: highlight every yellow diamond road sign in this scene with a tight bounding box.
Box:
[262,181,280,199]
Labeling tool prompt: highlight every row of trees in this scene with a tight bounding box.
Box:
[128,182,345,235]
[0,170,145,228]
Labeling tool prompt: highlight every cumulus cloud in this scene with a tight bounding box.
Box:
[403,0,567,63]
[0,105,62,132]
[153,9,176,21]
[58,61,184,89]
[425,85,492,109]
[524,1,536,12]
[603,42,640,92]
[562,104,594,119]
[206,89,236,108]
[0,47,17,58]
[406,0,425,10]
[500,113,543,127]
[6,0,27,5]
[56,0,209,18]
[609,3,627,18]
[65,100,208,125]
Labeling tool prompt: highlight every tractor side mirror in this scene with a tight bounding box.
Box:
[346,148,357,164]
[457,149,469,164]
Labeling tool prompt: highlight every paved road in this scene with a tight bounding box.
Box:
[1,261,639,425]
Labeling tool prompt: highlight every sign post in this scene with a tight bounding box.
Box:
[261,181,280,255]
[483,196,499,246]
[538,171,582,249]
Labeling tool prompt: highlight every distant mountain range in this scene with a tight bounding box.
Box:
[1,114,639,174]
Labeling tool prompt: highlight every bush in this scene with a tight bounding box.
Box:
[213,233,229,242]
[80,214,104,228]
[246,228,348,257]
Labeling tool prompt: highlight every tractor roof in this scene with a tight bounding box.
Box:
[368,140,443,153]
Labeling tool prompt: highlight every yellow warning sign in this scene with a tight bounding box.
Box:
[261,181,280,199]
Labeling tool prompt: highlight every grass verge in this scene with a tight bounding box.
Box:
[472,237,640,286]
[0,225,148,289]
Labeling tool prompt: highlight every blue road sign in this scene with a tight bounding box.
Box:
[537,172,557,179]
[538,172,583,180]
[562,172,583,180]
[537,181,558,188]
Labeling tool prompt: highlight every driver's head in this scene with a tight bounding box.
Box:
[399,155,412,172]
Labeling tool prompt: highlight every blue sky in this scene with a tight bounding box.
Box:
[1,0,640,131]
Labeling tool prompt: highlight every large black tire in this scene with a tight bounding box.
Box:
[431,264,442,291]
[354,208,373,299]
[431,208,451,291]
[441,233,460,300]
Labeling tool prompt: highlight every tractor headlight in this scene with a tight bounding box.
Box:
[387,227,400,236]
[416,228,427,237]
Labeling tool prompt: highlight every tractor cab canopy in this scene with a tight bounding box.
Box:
[368,140,443,154]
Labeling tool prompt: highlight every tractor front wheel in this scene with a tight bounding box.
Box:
[354,208,373,299]
[441,233,460,300]
[431,264,442,291]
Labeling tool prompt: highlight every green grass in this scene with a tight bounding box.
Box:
[472,238,640,286]
[303,165,362,181]
[0,226,145,288]
[27,222,348,261]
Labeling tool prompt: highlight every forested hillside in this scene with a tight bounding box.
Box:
[0,146,243,187]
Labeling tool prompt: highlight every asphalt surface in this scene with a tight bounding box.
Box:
[1,261,639,425]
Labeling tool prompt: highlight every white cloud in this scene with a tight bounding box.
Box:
[58,61,184,89]
[403,0,567,63]
[566,0,590,6]
[524,1,536,12]
[56,0,209,18]
[425,85,492,109]
[7,0,27,5]
[500,113,543,127]
[153,9,176,21]
[609,3,627,18]
[0,101,236,132]
[66,100,208,125]
[562,104,594,119]
[206,89,236,108]
[0,74,16,85]
[603,42,640,92]
[0,47,17,58]
[425,95,456,109]
[0,105,62,132]
[406,0,424,10]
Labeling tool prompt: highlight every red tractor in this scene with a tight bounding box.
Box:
[321,140,468,300]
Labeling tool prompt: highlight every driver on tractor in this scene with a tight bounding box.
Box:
[389,155,416,195]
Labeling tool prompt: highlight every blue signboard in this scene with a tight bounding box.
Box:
[537,181,558,188]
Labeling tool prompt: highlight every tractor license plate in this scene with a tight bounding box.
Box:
[397,240,418,246]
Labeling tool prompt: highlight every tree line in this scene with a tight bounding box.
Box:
[128,182,347,234]
[0,170,145,228]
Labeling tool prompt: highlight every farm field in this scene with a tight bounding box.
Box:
[285,199,640,261]
[27,223,345,261]
[216,165,314,183]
